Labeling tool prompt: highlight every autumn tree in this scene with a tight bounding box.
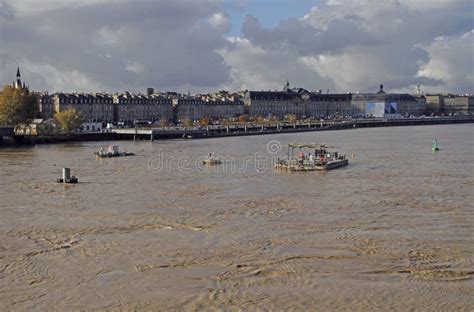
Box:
[200,116,210,126]
[286,114,297,123]
[238,114,249,123]
[54,107,85,134]
[0,85,38,125]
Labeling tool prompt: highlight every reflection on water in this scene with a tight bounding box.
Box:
[1,124,473,310]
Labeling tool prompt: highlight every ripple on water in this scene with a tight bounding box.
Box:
[1,125,473,310]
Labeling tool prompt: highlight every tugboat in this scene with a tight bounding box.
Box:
[274,143,348,171]
[94,145,135,158]
[202,152,221,165]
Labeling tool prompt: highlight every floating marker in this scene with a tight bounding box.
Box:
[57,167,78,184]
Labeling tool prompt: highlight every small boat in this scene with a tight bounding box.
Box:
[432,139,440,151]
[203,152,221,165]
[274,143,348,171]
[94,145,135,158]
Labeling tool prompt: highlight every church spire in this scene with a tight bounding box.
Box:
[14,66,23,89]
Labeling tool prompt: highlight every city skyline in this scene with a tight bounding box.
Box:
[0,0,473,94]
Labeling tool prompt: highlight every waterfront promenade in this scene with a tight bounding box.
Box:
[113,116,474,141]
[2,116,473,145]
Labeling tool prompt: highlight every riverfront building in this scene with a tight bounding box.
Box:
[424,94,474,116]
[37,92,54,119]
[17,68,467,125]
[39,84,431,124]
[243,83,422,119]
[174,97,244,123]
[6,68,472,125]
[351,85,425,117]
[112,93,173,124]
[243,82,306,119]
[443,95,474,115]
[425,95,445,115]
[52,93,115,122]
[306,92,353,118]
[41,92,173,124]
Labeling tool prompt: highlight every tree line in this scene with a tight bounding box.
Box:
[0,85,84,134]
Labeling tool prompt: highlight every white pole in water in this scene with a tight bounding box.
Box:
[62,168,71,181]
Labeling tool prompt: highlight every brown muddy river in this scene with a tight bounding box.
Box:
[1,124,473,310]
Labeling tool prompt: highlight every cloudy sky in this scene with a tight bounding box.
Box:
[0,0,472,94]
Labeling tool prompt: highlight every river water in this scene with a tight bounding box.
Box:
[0,124,473,310]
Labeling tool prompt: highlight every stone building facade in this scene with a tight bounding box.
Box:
[351,85,424,117]
[36,82,474,125]
[443,95,474,115]
[112,93,173,124]
[243,82,355,119]
[45,92,173,124]
[244,86,353,119]
[351,93,424,117]
[37,93,55,120]
[425,95,444,115]
[174,97,244,123]
[243,89,306,119]
[306,92,353,118]
[52,93,114,122]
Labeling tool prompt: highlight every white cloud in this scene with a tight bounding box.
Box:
[417,30,474,93]
[125,61,145,74]
[208,12,231,33]
[5,0,115,16]
[20,59,104,92]
[0,0,230,93]
[218,37,334,92]
[230,0,473,93]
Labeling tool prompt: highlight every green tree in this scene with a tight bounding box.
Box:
[54,107,85,134]
[0,85,38,125]
[182,117,194,127]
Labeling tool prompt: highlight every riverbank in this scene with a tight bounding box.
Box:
[0,132,119,146]
[1,116,473,146]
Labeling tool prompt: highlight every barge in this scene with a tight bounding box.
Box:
[94,145,135,158]
[274,143,348,171]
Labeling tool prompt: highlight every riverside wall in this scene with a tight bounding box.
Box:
[1,116,473,146]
